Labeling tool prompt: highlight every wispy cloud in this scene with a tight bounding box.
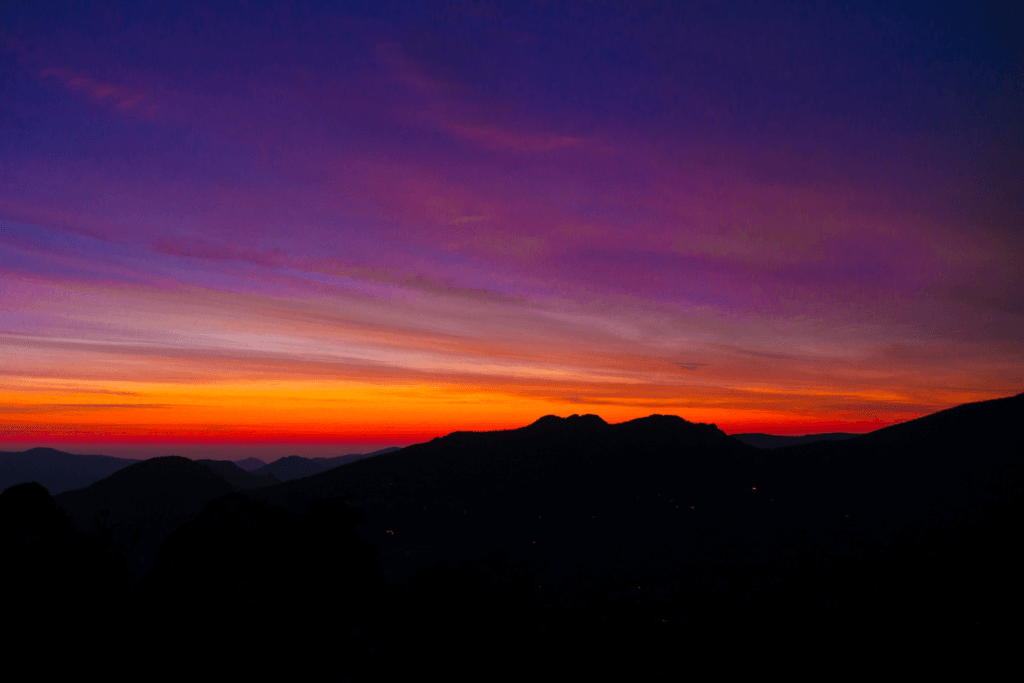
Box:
[440,121,581,152]
[0,404,174,414]
[377,39,587,153]
[40,67,152,111]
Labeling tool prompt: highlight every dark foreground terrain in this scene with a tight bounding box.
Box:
[3,394,1022,678]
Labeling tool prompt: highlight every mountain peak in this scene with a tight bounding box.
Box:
[234,457,266,472]
[528,414,608,430]
[616,414,727,439]
[21,447,75,457]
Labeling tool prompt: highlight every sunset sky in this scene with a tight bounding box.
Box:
[2,1,1022,458]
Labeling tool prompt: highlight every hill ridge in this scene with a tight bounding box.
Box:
[245,393,1022,583]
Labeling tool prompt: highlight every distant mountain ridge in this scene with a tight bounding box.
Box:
[252,447,402,482]
[196,460,280,489]
[45,447,399,580]
[0,447,140,494]
[731,432,858,448]
[0,446,401,495]
[234,457,266,472]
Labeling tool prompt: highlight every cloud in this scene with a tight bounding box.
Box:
[0,404,173,413]
[377,39,585,153]
[440,122,580,152]
[40,67,152,111]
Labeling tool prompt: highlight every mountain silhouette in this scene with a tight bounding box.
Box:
[251,447,401,482]
[247,396,1024,673]
[760,393,1024,533]
[233,456,266,472]
[250,396,1024,586]
[44,449,397,583]
[7,394,1019,676]
[0,447,139,494]
[730,432,857,448]
[253,413,768,583]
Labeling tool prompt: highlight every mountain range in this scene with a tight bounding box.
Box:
[0,447,401,496]
[0,447,141,494]
[50,451,394,579]
[3,394,1021,677]
[250,448,402,482]
[11,399,1022,588]
[248,394,1022,583]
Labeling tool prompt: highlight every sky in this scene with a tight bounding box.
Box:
[1,1,1022,458]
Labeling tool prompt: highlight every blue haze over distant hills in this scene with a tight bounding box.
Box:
[0,447,401,494]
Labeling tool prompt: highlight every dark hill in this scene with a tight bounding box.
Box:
[0,447,140,494]
[731,432,857,448]
[251,446,401,482]
[762,392,1024,532]
[54,456,234,580]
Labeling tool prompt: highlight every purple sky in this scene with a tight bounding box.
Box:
[1,1,1022,456]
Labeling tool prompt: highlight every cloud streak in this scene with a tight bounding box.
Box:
[40,68,151,111]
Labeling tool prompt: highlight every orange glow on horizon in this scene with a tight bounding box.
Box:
[1,373,953,446]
